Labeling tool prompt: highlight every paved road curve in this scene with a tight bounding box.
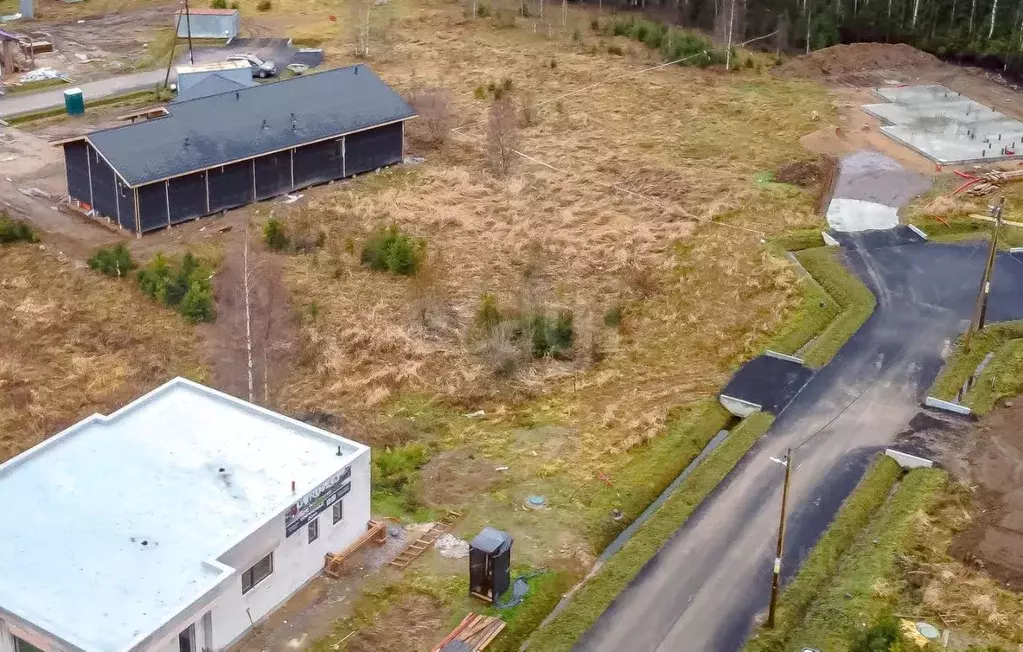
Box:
[0,69,171,119]
[577,233,1023,652]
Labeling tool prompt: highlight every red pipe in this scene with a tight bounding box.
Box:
[953,169,979,180]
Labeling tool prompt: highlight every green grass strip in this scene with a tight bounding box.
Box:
[962,337,1023,414]
[528,411,775,652]
[7,89,167,126]
[768,246,876,368]
[910,215,1023,249]
[929,320,1023,413]
[751,467,946,651]
[584,399,733,550]
[744,455,902,652]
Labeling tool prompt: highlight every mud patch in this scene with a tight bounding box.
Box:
[832,150,932,208]
[346,593,447,652]
[943,401,1023,588]
[421,447,501,507]
[775,159,824,187]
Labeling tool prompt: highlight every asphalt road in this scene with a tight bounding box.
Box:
[577,234,1023,652]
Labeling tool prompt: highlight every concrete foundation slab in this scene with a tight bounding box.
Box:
[863,84,1023,164]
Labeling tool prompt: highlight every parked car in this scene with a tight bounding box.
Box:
[227,54,277,78]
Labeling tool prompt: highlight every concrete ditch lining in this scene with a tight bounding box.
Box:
[924,395,972,415]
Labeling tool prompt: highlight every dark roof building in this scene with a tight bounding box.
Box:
[59,65,416,234]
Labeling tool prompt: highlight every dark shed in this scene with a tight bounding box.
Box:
[58,64,416,234]
[468,527,513,603]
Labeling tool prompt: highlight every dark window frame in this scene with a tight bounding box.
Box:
[241,552,273,594]
[308,517,319,544]
[332,500,343,525]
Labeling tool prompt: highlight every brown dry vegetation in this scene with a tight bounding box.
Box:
[269,0,832,477]
[0,245,205,461]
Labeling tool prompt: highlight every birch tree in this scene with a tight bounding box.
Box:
[990,0,999,37]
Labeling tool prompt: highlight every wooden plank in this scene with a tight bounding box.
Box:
[472,620,506,651]
[430,614,474,652]
[467,619,500,644]
[457,615,491,641]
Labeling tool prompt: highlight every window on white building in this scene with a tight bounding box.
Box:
[178,623,196,652]
[332,500,343,525]
[13,637,44,652]
[308,518,319,544]
[241,552,273,594]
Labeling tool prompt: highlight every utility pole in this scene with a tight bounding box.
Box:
[184,0,195,64]
[963,196,1004,353]
[164,9,183,89]
[766,448,792,629]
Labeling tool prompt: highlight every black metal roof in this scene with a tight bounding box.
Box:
[86,64,416,187]
[172,73,255,104]
[470,527,513,555]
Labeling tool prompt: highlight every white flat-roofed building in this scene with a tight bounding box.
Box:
[0,377,370,652]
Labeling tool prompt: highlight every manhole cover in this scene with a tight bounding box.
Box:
[916,622,940,639]
[525,495,547,509]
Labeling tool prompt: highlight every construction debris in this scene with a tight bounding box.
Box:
[323,519,387,579]
[431,613,506,652]
[388,510,462,570]
[952,168,1023,197]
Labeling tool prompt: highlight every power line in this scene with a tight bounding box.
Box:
[792,375,882,453]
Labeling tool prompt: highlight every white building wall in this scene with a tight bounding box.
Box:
[0,447,371,652]
[144,446,371,652]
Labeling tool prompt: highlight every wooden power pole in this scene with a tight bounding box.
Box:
[766,447,792,629]
[963,196,1004,353]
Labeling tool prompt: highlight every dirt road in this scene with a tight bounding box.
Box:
[0,69,171,119]
[577,234,1023,652]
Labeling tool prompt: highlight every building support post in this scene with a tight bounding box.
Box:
[341,137,346,177]
[114,176,121,229]
[290,148,295,190]
[134,188,141,234]
[165,180,172,227]
[205,171,211,215]
[252,158,257,200]
[86,145,94,210]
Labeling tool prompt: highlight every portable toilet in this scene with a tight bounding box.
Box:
[468,527,512,603]
[63,88,84,116]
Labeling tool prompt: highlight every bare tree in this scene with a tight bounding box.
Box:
[406,87,455,147]
[989,0,999,36]
[487,96,519,176]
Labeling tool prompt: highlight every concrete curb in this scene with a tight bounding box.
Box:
[885,448,934,469]
[719,395,761,418]
[822,231,840,247]
[924,395,972,416]
[764,350,805,365]
[908,224,929,240]
[1009,246,1023,254]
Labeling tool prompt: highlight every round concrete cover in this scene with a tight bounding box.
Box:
[916,622,940,639]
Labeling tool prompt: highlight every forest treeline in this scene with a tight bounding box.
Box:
[579,0,1023,76]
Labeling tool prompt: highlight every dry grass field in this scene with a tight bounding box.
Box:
[0,245,206,461]
[269,0,833,475]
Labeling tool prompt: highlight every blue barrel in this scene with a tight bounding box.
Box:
[64,88,84,116]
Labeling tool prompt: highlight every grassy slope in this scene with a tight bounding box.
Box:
[751,468,946,651]
[744,456,903,652]
[767,246,876,368]
[0,244,206,461]
[929,320,1023,413]
[528,412,775,652]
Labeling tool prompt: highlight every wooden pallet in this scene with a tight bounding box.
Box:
[430,613,505,652]
[324,519,387,579]
[388,510,461,570]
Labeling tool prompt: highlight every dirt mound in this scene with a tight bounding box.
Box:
[775,159,824,187]
[947,400,1023,588]
[779,43,943,81]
